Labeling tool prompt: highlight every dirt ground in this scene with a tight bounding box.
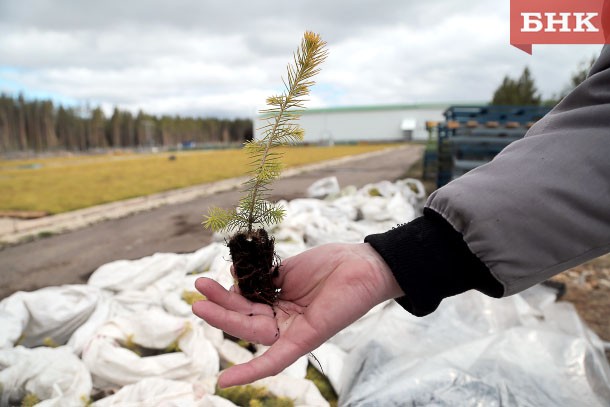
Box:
[549,254,610,363]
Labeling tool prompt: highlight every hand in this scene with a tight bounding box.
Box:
[192,242,404,388]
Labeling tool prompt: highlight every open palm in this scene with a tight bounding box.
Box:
[192,242,402,388]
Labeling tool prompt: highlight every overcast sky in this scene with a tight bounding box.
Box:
[0,0,603,118]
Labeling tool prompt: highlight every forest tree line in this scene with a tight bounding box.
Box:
[0,94,253,153]
[490,56,596,106]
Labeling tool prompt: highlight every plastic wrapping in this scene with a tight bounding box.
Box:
[307,176,341,199]
[1,178,609,406]
[338,286,610,406]
[88,252,187,293]
[252,376,329,407]
[91,377,235,407]
[82,308,219,388]
[0,346,92,406]
[218,339,254,369]
[0,285,102,349]
[307,343,347,395]
[254,345,309,380]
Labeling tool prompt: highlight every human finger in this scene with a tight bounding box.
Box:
[217,338,304,388]
[192,299,279,345]
[195,277,273,317]
[230,265,241,295]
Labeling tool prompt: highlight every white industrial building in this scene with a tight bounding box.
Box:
[255,103,448,144]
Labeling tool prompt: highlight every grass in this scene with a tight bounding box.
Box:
[306,363,338,407]
[0,144,395,214]
[215,384,294,407]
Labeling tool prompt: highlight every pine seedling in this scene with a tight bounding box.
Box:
[204,31,327,234]
[203,31,327,304]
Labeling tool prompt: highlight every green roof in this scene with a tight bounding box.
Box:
[257,102,486,117]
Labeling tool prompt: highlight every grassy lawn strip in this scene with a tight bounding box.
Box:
[0,144,395,214]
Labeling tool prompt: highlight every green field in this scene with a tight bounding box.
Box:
[0,145,395,214]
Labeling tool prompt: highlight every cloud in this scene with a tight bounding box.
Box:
[0,0,603,117]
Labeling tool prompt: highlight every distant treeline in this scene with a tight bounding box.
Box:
[0,94,253,153]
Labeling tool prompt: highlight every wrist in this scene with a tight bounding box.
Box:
[364,210,503,316]
[360,242,405,302]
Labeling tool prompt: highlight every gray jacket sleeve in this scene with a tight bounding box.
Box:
[427,45,610,296]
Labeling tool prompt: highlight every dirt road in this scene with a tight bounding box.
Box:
[0,145,423,299]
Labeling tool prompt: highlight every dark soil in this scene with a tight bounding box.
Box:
[228,228,280,305]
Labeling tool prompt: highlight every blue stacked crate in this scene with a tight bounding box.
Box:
[436,105,551,188]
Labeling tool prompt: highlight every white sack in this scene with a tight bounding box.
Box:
[0,345,91,406]
[82,308,219,388]
[163,275,208,317]
[272,228,307,259]
[197,395,239,407]
[218,339,254,369]
[360,196,392,222]
[184,243,229,275]
[67,289,114,355]
[92,377,237,407]
[308,343,347,395]
[278,179,424,248]
[327,301,393,352]
[253,375,329,407]
[326,196,359,221]
[397,178,426,201]
[88,252,187,293]
[306,176,340,199]
[0,285,102,349]
[254,345,308,380]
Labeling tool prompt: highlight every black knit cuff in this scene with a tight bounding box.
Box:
[364,208,504,317]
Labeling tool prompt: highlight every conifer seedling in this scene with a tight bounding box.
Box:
[203,31,327,304]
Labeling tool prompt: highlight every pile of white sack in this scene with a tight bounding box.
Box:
[1,177,609,406]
